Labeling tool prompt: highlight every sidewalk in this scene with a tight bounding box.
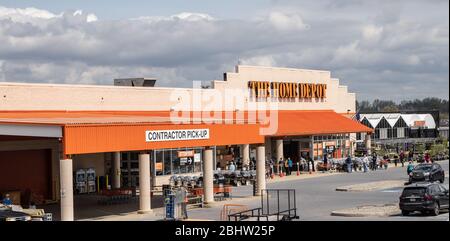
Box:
[266,161,412,183]
[80,208,165,221]
[267,171,342,183]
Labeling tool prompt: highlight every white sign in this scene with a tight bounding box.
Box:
[145,129,210,142]
[194,153,201,163]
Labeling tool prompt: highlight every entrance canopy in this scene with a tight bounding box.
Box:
[269,110,373,137]
[0,110,372,155]
[0,111,263,155]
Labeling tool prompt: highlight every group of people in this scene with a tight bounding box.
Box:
[345,153,385,173]
[345,149,432,174]
[223,157,258,172]
[220,148,435,181]
[267,156,316,177]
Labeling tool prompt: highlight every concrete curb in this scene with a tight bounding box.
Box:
[331,204,401,217]
[336,180,405,192]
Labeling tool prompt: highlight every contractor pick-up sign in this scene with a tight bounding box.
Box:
[145,129,210,142]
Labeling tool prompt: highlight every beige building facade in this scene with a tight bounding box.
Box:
[0,65,371,220]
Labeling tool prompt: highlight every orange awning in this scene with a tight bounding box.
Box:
[271,110,373,137]
[0,110,372,155]
[0,110,264,155]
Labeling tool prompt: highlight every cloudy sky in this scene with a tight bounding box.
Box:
[0,0,448,101]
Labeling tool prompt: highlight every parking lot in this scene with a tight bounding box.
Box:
[184,160,449,221]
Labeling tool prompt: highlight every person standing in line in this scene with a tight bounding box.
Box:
[236,158,242,171]
[372,152,378,171]
[275,158,279,175]
[279,158,284,175]
[269,158,274,177]
[394,155,398,167]
[288,157,293,175]
[383,155,389,170]
[229,161,236,172]
[363,154,369,173]
[309,156,315,172]
[408,151,414,163]
[284,158,289,175]
[400,151,405,167]
[251,157,256,170]
[345,155,352,173]
[323,154,328,172]
[180,186,189,220]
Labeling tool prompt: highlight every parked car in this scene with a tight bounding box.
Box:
[409,163,445,183]
[399,182,449,216]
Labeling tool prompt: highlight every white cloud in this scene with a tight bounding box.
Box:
[0,6,58,21]
[240,55,277,67]
[268,12,309,31]
[172,12,215,21]
[0,3,448,101]
[132,12,215,22]
[362,25,383,42]
[0,6,98,24]
[86,14,98,23]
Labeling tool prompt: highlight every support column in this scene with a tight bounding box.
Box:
[275,139,284,162]
[60,158,74,221]
[203,148,214,204]
[256,145,266,196]
[242,144,250,168]
[365,133,372,155]
[113,152,121,189]
[138,153,152,214]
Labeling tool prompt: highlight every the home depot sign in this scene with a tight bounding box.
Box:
[248,81,327,99]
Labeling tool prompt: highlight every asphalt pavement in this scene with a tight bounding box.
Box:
[187,160,449,221]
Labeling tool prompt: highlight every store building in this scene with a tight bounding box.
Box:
[0,65,372,220]
[356,112,439,148]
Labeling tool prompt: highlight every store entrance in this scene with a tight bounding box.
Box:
[283,140,300,162]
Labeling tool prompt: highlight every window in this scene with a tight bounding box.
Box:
[164,150,172,175]
[155,150,164,176]
[402,188,426,196]
[379,128,388,139]
[388,128,393,139]
[130,152,138,160]
[194,150,202,173]
[374,129,380,139]
[361,132,366,141]
[397,128,405,138]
